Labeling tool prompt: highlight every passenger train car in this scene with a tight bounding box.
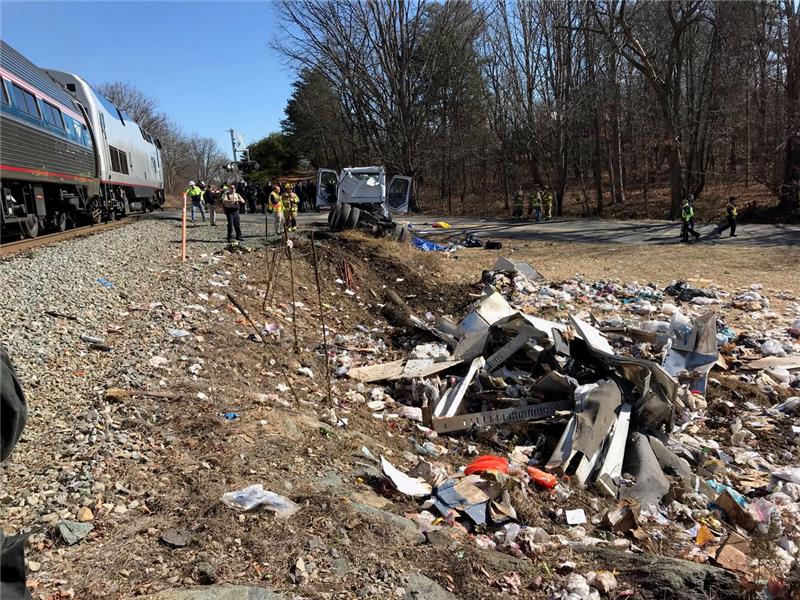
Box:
[0,40,164,238]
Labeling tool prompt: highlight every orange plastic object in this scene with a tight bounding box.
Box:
[695,524,714,545]
[464,455,509,476]
[527,466,558,489]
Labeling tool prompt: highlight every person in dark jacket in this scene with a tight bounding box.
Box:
[717,196,738,238]
[221,186,246,243]
[203,185,218,226]
[1,345,31,600]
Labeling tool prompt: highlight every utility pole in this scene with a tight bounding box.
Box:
[228,129,238,162]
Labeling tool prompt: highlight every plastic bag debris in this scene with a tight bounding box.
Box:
[381,456,432,497]
[220,484,300,519]
[464,455,509,476]
[411,236,452,252]
[761,339,787,357]
[527,467,558,489]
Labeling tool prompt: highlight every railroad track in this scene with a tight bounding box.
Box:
[0,217,136,257]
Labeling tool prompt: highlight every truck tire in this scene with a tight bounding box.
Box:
[344,206,361,229]
[331,203,351,231]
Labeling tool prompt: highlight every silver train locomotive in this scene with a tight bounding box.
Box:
[0,40,164,238]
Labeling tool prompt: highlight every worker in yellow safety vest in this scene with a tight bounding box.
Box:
[268,184,284,236]
[681,198,700,242]
[529,188,542,223]
[185,180,205,224]
[283,188,300,232]
[543,189,553,221]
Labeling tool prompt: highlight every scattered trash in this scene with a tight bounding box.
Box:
[222,412,239,421]
[96,277,114,289]
[80,334,112,352]
[565,508,587,526]
[381,456,432,497]
[336,254,800,584]
[527,467,558,489]
[220,484,300,519]
[411,236,453,252]
[464,455,509,476]
[297,366,314,378]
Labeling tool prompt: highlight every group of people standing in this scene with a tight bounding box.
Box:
[512,186,554,222]
[185,180,305,244]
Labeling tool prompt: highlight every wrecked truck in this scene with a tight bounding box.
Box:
[316,166,411,232]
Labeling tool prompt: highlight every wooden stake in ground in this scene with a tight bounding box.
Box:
[261,248,279,311]
[226,292,300,405]
[310,232,332,404]
[283,223,300,354]
[181,194,187,262]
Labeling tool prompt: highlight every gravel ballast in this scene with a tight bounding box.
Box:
[0,217,268,595]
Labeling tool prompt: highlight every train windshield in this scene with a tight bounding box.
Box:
[90,85,130,122]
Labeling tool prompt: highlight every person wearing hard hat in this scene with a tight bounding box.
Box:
[269,184,284,236]
[681,196,700,242]
[283,187,300,232]
[185,180,205,224]
[717,196,738,238]
[220,184,246,244]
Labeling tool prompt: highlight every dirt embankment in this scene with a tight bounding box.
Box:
[5,222,798,599]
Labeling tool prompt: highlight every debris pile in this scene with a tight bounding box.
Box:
[346,257,800,593]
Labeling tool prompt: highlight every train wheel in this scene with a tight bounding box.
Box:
[87,198,102,224]
[54,212,67,232]
[19,217,39,239]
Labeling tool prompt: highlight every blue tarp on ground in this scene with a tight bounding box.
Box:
[412,236,450,252]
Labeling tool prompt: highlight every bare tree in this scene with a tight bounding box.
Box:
[782,0,800,208]
[274,0,484,209]
[97,82,168,137]
[186,135,228,183]
[275,0,795,218]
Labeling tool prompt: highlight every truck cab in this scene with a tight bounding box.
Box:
[317,166,411,230]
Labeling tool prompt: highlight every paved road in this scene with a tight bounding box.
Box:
[148,211,800,247]
[399,215,800,247]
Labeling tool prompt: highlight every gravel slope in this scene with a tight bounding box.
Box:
[0,218,267,594]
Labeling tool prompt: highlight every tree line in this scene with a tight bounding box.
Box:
[273,0,800,218]
[97,82,229,195]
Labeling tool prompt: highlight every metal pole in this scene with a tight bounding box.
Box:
[228,129,238,162]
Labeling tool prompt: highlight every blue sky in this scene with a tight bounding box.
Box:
[0,1,295,158]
